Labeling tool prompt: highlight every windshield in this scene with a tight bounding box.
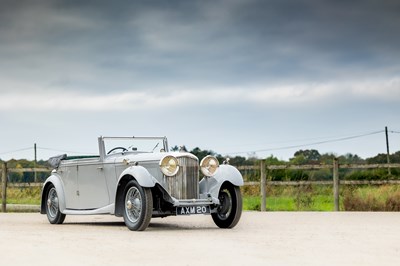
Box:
[103,137,167,155]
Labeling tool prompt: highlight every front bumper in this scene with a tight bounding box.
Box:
[171,196,219,207]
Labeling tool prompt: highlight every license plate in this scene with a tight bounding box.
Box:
[176,205,211,216]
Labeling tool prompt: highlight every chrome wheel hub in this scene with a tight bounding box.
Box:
[125,186,142,223]
[47,188,59,219]
[126,200,133,210]
[217,190,232,220]
[133,198,141,208]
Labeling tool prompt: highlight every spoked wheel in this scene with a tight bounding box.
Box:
[46,184,66,224]
[123,180,153,231]
[212,183,242,228]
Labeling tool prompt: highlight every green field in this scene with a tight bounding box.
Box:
[2,184,400,212]
[243,195,337,211]
[4,187,42,205]
[242,184,400,211]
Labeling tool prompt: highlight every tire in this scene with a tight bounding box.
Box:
[212,183,242,229]
[45,184,66,224]
[122,180,153,231]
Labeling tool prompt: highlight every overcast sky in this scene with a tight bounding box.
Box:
[1,0,399,161]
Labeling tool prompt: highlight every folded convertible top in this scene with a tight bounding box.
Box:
[48,154,67,168]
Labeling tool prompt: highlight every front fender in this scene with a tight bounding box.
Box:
[199,164,244,200]
[114,166,159,217]
[40,174,66,214]
[213,165,244,186]
[118,166,157,188]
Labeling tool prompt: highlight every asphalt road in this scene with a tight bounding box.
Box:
[0,212,399,266]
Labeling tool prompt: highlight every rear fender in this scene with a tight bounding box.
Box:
[40,174,66,214]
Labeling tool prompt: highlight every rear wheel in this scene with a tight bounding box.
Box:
[45,184,66,224]
[212,183,242,228]
[123,180,153,231]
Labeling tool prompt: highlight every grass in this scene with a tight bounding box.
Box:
[4,185,334,211]
[343,185,400,211]
[2,184,400,212]
[243,195,336,211]
[1,187,41,205]
[242,184,338,211]
[243,184,400,211]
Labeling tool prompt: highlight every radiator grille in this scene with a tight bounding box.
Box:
[164,156,199,199]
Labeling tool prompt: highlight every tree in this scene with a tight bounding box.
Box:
[263,155,286,181]
[320,153,336,164]
[170,145,188,152]
[292,149,321,164]
[367,153,389,164]
[367,152,400,164]
[227,156,247,166]
[264,155,285,165]
[338,153,365,164]
[391,151,400,163]
[189,147,221,162]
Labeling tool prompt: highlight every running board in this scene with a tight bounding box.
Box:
[63,204,114,215]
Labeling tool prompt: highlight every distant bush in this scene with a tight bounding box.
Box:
[294,184,314,210]
[3,187,41,205]
[242,184,260,196]
[343,185,400,211]
[385,190,400,211]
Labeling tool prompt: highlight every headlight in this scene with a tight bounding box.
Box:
[159,155,179,176]
[200,155,219,176]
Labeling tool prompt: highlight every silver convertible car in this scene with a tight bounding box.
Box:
[41,136,243,231]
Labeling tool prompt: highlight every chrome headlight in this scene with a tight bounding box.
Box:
[159,155,179,176]
[200,155,219,177]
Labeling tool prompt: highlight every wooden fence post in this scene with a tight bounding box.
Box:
[260,160,266,212]
[2,162,7,213]
[333,158,339,211]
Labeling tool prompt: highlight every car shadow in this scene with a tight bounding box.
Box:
[64,221,126,227]
[147,222,218,231]
[62,221,218,231]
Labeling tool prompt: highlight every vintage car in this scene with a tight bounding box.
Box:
[41,136,243,231]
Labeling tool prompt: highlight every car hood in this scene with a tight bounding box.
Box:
[106,152,198,164]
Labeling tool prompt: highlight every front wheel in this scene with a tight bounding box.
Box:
[45,184,66,224]
[212,183,242,229]
[123,180,153,231]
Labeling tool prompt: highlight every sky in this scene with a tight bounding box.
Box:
[0,0,400,162]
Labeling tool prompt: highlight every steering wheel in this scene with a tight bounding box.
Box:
[107,147,128,155]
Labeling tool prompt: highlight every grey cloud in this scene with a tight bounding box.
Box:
[1,0,400,95]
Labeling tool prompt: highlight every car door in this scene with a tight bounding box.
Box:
[77,160,110,209]
[59,163,80,209]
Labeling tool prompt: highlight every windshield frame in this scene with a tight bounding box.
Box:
[99,136,169,159]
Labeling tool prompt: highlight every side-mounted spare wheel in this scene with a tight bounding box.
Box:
[123,180,153,231]
[45,184,66,224]
[212,183,242,229]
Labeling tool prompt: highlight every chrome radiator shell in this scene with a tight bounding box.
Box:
[163,156,199,199]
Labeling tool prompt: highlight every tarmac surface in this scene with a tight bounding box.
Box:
[0,212,399,266]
